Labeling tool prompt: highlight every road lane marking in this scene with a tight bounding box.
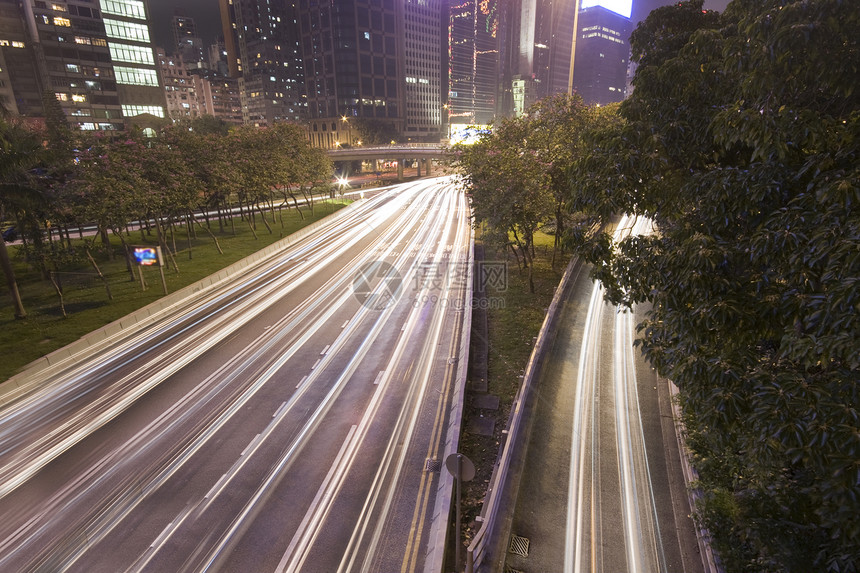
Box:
[276,425,358,573]
[321,345,330,355]
[296,375,307,389]
[373,370,386,385]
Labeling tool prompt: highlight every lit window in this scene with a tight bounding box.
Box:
[103,18,150,42]
[53,17,72,27]
[75,36,92,45]
[122,104,165,118]
[51,3,67,11]
[109,44,154,65]
[80,123,97,130]
[101,0,145,19]
[55,92,68,101]
[71,94,87,102]
[114,66,159,86]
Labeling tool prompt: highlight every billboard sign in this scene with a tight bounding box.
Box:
[133,246,162,266]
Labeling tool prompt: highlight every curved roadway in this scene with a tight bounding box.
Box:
[0,176,471,573]
[505,215,702,573]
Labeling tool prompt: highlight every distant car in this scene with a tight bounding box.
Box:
[2,227,17,242]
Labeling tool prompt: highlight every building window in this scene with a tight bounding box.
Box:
[101,0,146,19]
[103,19,150,42]
[122,104,165,118]
[114,66,159,86]
[109,44,154,65]
[53,17,72,27]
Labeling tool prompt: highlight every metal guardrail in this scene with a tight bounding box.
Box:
[465,255,583,572]
[423,226,476,573]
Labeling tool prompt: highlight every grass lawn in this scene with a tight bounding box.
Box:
[459,230,568,543]
[0,201,347,383]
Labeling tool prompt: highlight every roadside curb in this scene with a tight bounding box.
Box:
[465,255,584,572]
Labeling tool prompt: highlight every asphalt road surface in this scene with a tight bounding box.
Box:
[506,215,703,573]
[0,176,472,573]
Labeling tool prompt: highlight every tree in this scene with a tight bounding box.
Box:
[0,113,43,318]
[523,93,606,266]
[456,114,553,292]
[352,117,399,145]
[565,1,860,570]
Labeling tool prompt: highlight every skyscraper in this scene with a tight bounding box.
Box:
[570,2,631,105]
[447,0,499,133]
[172,11,205,66]
[219,0,304,126]
[498,0,578,116]
[497,0,631,116]
[299,0,443,148]
[0,0,41,116]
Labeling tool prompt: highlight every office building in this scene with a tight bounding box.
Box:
[219,0,304,126]
[299,0,443,148]
[3,0,166,131]
[497,0,631,115]
[447,0,499,134]
[570,2,632,105]
[0,0,41,115]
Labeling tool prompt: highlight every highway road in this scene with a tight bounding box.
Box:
[505,215,702,573]
[0,176,472,572]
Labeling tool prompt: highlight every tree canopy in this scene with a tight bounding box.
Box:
[1,116,334,318]
[564,0,859,570]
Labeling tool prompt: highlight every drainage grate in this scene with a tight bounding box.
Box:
[509,534,530,557]
[424,458,441,472]
[506,568,525,573]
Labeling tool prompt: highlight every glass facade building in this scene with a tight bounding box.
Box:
[447,0,499,129]
[299,0,443,147]
[570,4,631,105]
[219,0,305,126]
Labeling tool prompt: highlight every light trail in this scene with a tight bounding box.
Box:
[563,214,665,573]
[0,177,472,573]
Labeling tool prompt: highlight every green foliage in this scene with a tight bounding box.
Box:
[2,117,334,316]
[456,94,605,287]
[351,117,398,144]
[564,1,860,570]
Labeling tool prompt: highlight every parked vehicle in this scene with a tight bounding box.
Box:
[2,227,17,242]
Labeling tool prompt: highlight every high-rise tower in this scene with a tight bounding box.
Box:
[299,0,443,147]
[220,0,305,126]
[447,0,499,134]
[570,1,632,105]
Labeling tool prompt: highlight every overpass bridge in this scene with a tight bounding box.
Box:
[326,143,448,179]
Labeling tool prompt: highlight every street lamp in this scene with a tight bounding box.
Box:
[341,115,352,145]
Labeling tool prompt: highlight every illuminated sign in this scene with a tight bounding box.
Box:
[133,246,160,266]
[448,124,491,145]
[580,0,632,18]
